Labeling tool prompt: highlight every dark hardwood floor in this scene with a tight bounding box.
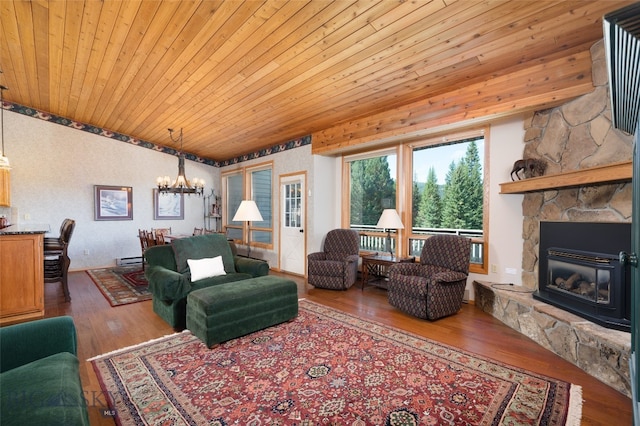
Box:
[44,270,632,425]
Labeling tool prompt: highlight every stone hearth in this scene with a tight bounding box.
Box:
[474,280,630,397]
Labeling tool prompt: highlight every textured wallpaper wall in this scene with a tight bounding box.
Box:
[4,110,219,269]
[2,104,529,294]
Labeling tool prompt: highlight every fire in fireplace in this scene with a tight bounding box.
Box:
[534,221,631,332]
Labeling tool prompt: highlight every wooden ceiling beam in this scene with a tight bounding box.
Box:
[311,50,595,155]
[198,40,593,158]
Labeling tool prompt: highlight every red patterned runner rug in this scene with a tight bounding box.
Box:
[90,300,581,425]
[86,266,150,306]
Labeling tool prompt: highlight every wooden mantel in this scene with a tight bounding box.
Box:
[499,161,633,194]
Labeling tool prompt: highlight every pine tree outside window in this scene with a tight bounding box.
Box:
[344,149,399,254]
[409,129,487,273]
[342,128,488,274]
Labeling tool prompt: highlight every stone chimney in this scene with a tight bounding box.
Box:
[520,40,634,290]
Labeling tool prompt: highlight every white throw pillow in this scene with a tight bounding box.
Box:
[187,256,226,282]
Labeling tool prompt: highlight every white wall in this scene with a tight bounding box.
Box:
[220,144,317,269]
[219,147,341,270]
[468,116,525,293]
[2,110,219,269]
[308,154,341,253]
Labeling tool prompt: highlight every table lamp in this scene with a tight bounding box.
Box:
[232,200,263,258]
[376,209,404,258]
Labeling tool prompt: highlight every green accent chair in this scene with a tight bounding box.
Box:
[145,233,269,329]
[0,316,90,426]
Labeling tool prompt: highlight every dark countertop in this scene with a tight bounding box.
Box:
[0,223,51,235]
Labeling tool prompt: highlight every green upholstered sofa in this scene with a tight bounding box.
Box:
[0,316,90,426]
[145,233,269,329]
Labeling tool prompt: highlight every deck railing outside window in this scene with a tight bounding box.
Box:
[352,225,484,265]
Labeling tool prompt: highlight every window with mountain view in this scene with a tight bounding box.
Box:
[344,129,488,273]
[410,135,485,268]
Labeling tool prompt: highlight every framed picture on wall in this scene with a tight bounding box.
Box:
[154,189,184,220]
[94,185,133,220]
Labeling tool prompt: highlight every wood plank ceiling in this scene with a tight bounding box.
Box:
[0,0,635,162]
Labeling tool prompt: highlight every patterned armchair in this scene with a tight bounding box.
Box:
[307,229,360,290]
[387,234,471,320]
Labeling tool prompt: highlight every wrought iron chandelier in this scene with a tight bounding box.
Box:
[156,128,204,196]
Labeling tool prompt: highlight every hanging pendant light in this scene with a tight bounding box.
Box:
[0,83,10,170]
[156,128,204,195]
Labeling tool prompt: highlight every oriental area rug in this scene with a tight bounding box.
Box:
[86,265,151,306]
[90,300,582,425]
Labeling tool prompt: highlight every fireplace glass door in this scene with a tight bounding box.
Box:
[547,249,614,306]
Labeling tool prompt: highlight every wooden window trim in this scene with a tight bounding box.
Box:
[342,127,489,274]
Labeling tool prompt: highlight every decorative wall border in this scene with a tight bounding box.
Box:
[217,134,311,167]
[2,101,311,167]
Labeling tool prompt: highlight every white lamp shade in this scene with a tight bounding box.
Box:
[376,209,404,230]
[233,200,263,222]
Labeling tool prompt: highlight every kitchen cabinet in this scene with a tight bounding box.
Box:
[0,228,46,325]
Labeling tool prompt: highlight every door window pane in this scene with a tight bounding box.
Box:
[284,182,301,228]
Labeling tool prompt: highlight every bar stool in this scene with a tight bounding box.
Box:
[44,219,76,302]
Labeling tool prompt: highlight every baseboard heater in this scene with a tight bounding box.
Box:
[116,256,142,266]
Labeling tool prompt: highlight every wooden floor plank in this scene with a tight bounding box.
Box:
[44,270,632,425]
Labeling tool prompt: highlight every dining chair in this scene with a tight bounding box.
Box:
[145,230,157,248]
[156,232,166,245]
[44,219,76,301]
[138,229,150,270]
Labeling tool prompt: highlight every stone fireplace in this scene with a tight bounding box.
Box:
[476,40,634,397]
[520,41,633,292]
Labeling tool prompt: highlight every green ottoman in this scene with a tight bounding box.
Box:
[186,275,299,347]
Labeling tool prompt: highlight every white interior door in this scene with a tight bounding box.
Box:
[280,174,305,275]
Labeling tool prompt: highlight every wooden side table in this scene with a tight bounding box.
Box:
[361,254,415,290]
